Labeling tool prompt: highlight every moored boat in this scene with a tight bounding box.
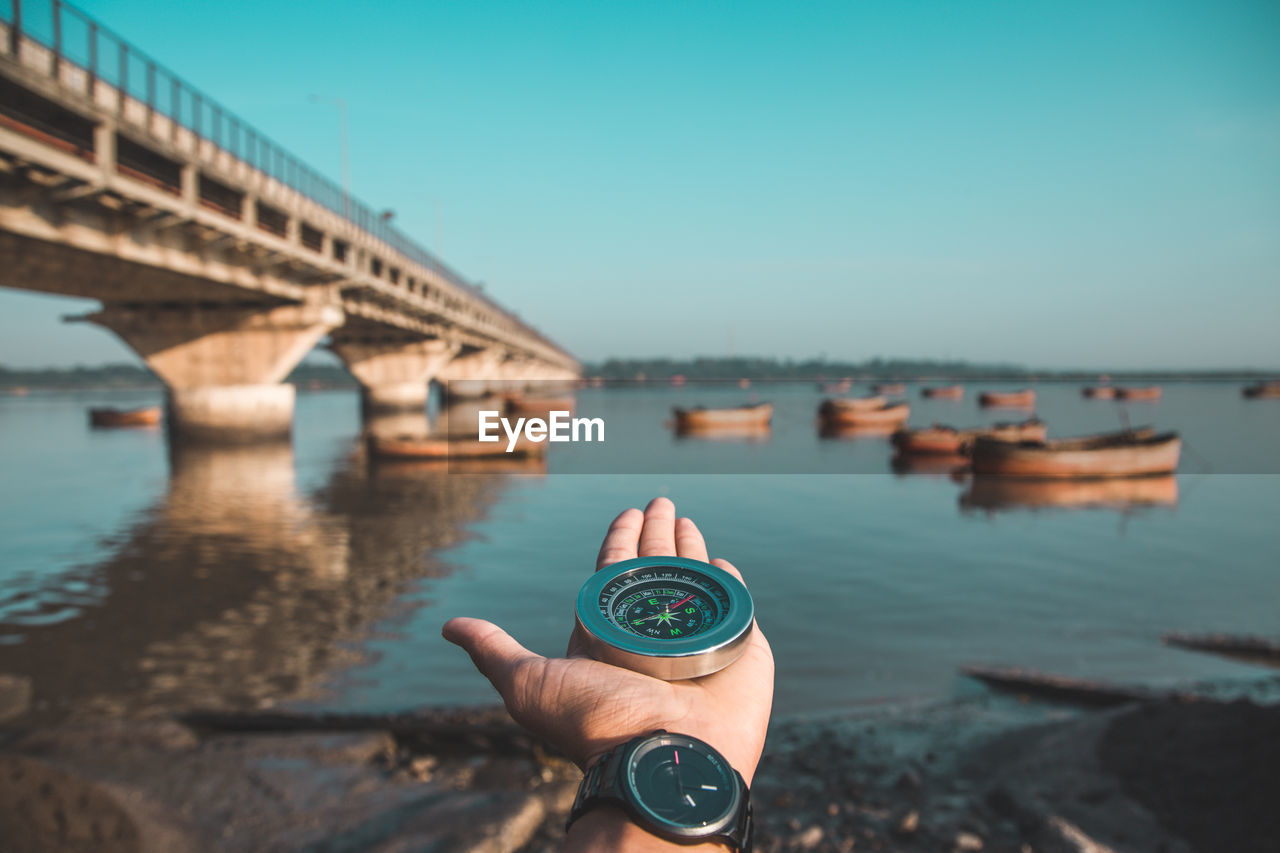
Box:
[819,379,853,394]
[368,433,546,459]
[1242,381,1280,399]
[921,385,964,400]
[872,382,906,395]
[1115,386,1162,401]
[88,406,162,428]
[1081,386,1116,399]
[978,389,1036,408]
[891,418,1046,456]
[673,402,773,432]
[970,429,1180,479]
[818,400,909,428]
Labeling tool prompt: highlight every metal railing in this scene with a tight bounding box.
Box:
[1,0,567,358]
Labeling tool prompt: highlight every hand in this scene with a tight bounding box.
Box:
[442,497,774,786]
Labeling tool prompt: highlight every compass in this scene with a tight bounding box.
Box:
[575,556,755,680]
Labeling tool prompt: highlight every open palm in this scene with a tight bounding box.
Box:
[443,497,774,782]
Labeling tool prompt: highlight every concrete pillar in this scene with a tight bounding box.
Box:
[329,337,460,415]
[436,346,509,398]
[82,302,342,442]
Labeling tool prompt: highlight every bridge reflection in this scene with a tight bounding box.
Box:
[0,432,522,725]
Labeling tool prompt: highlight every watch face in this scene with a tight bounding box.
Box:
[623,733,739,835]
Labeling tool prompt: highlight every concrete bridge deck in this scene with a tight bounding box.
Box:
[0,0,578,440]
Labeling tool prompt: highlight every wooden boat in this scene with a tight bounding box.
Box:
[1242,382,1280,399]
[673,402,772,432]
[960,474,1178,511]
[921,385,964,400]
[1115,386,1162,401]
[670,374,686,387]
[977,389,1036,408]
[970,429,1180,479]
[504,395,575,419]
[818,379,853,394]
[88,406,162,428]
[1081,386,1116,399]
[818,400,909,428]
[823,394,886,411]
[891,418,1046,456]
[368,433,546,459]
[890,452,970,476]
[872,382,906,395]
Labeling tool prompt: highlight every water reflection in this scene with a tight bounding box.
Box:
[0,438,516,725]
[959,475,1180,514]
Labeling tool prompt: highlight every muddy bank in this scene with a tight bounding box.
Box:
[1,698,1275,852]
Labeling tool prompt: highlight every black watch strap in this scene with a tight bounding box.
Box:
[566,734,753,852]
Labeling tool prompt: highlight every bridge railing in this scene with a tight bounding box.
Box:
[1,0,566,358]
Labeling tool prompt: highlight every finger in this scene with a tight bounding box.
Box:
[637,497,677,557]
[442,617,544,704]
[711,557,744,583]
[675,517,709,562]
[596,507,643,570]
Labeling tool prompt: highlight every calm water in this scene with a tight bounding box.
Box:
[1,382,1277,723]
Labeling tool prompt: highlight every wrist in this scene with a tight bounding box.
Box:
[564,806,731,852]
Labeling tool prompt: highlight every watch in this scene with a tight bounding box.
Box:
[566,731,753,851]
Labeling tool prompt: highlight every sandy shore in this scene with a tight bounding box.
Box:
[1,697,1276,852]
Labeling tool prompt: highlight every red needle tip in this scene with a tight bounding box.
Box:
[674,749,679,765]
[671,595,695,609]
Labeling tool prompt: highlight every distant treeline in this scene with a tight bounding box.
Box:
[2,358,1274,390]
[584,357,1278,382]
[0,363,358,390]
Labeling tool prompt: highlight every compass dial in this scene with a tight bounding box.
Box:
[576,556,754,680]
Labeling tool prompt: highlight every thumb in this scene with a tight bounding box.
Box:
[442,617,544,706]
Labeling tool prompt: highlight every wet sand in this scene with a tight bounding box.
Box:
[3,697,1277,852]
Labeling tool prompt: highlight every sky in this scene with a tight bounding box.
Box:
[2,0,1278,370]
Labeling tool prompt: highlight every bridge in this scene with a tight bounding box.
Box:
[0,0,579,440]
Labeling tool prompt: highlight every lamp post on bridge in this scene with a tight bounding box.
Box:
[308,94,351,219]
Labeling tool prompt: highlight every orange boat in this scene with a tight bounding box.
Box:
[1081,386,1116,399]
[1115,386,1162,401]
[921,385,964,400]
[873,383,906,395]
[88,406,162,428]
[891,452,970,476]
[978,389,1036,408]
[1243,381,1280,399]
[504,395,576,419]
[673,403,772,432]
[892,418,1046,456]
[368,433,546,459]
[824,394,886,411]
[961,475,1178,512]
[819,400,909,428]
[970,429,1180,479]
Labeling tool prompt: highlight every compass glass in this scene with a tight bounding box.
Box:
[598,566,731,641]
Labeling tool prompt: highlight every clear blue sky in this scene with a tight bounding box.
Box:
[2,0,1278,369]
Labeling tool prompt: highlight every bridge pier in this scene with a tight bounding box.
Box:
[80,302,342,442]
[329,337,460,415]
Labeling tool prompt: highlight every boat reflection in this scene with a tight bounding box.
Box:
[673,424,772,442]
[890,452,969,477]
[0,438,517,725]
[818,423,899,441]
[959,475,1179,514]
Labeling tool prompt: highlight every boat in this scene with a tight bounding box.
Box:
[891,418,1046,456]
[504,395,575,419]
[818,379,852,394]
[977,389,1036,408]
[1115,386,1162,401]
[960,475,1178,512]
[1081,386,1116,399]
[824,394,886,411]
[921,385,964,400]
[670,374,686,387]
[970,428,1180,479]
[1242,381,1280,399]
[890,452,970,476]
[872,382,906,395]
[673,402,772,432]
[88,406,162,428]
[368,433,546,459]
[818,399,909,428]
